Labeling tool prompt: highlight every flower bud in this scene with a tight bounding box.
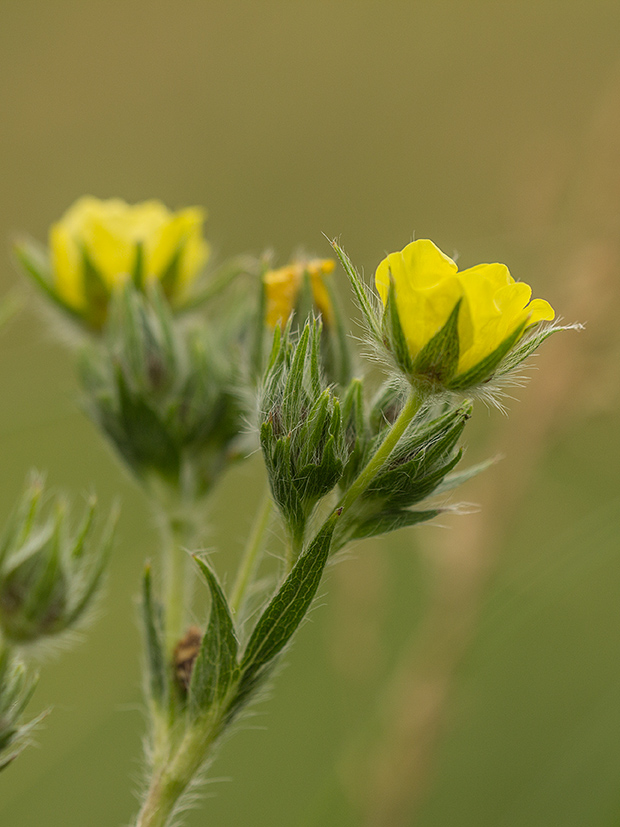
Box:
[80,284,248,501]
[260,257,353,387]
[259,320,347,552]
[15,196,210,331]
[0,644,40,770]
[334,400,471,549]
[263,258,335,329]
[0,476,115,644]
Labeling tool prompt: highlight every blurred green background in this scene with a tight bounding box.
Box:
[1,1,620,825]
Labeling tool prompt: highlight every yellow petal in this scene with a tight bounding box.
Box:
[306,259,335,325]
[264,265,302,328]
[145,207,209,292]
[49,222,84,310]
[524,298,555,327]
[375,239,458,305]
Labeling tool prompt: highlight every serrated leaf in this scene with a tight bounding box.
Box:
[189,556,238,718]
[239,512,338,683]
[141,565,167,707]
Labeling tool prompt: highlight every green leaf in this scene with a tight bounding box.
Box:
[412,299,461,383]
[239,512,339,684]
[141,565,167,707]
[351,508,441,540]
[189,556,238,718]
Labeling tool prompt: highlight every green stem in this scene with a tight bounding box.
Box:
[338,389,423,514]
[135,721,219,827]
[162,515,195,657]
[229,491,273,616]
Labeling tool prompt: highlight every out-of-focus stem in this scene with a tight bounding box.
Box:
[229,490,273,616]
[162,515,194,657]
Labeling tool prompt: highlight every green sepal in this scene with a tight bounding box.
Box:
[0,645,43,771]
[411,299,461,384]
[232,512,338,712]
[435,456,498,494]
[494,323,569,377]
[282,323,312,424]
[351,508,441,540]
[141,564,167,708]
[81,247,110,331]
[13,238,83,323]
[369,449,463,509]
[158,242,183,300]
[260,319,347,543]
[113,366,181,480]
[383,279,413,375]
[446,319,527,390]
[340,379,369,491]
[189,556,239,719]
[330,239,382,342]
[261,423,306,542]
[131,242,145,290]
[0,516,66,641]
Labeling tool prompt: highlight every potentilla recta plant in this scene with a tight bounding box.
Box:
[3,197,573,826]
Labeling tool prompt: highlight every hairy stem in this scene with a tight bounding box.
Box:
[339,389,423,514]
[136,706,227,827]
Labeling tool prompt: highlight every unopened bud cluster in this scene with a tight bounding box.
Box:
[79,284,248,502]
[259,320,347,553]
[0,475,115,644]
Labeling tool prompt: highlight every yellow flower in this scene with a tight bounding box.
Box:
[263,258,335,328]
[48,196,209,328]
[375,239,555,389]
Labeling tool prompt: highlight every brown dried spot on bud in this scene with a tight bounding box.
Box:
[173,625,202,691]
